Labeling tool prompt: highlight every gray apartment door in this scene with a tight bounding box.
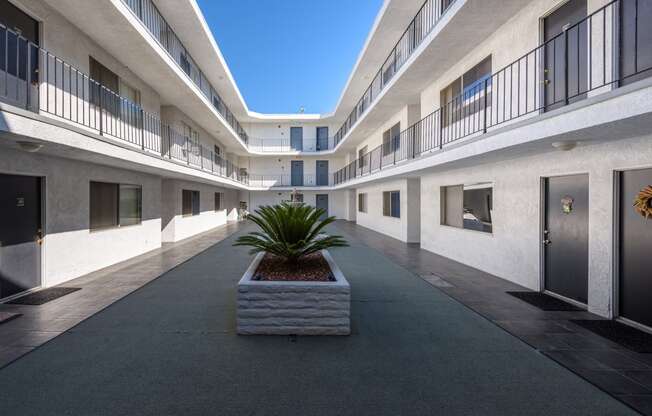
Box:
[316,194,329,219]
[618,168,652,328]
[316,127,328,150]
[543,0,587,110]
[316,160,329,186]
[291,160,304,186]
[0,174,42,299]
[290,127,303,151]
[543,174,589,304]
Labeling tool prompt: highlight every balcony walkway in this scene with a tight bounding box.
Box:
[0,222,641,415]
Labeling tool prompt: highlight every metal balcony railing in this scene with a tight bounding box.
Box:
[333,0,457,148]
[0,23,248,185]
[247,137,335,153]
[334,0,649,186]
[248,174,332,188]
[121,0,248,145]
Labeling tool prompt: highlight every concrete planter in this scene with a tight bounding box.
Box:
[237,250,350,335]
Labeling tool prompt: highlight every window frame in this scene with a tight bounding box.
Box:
[382,122,401,157]
[358,193,368,213]
[89,181,142,231]
[382,190,400,218]
[358,145,368,168]
[182,189,200,217]
[440,183,493,234]
[440,56,492,127]
[214,192,224,212]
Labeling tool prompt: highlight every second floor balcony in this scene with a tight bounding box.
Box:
[0,22,248,186]
[248,174,332,189]
[334,0,652,186]
[247,137,334,153]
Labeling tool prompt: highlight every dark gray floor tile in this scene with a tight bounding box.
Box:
[623,371,652,389]
[617,394,652,415]
[545,350,613,370]
[574,369,652,395]
[583,350,651,371]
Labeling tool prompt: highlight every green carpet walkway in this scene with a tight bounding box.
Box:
[0,225,637,415]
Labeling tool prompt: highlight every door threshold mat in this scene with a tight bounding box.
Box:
[7,287,81,305]
[506,291,584,311]
[571,319,652,353]
[0,312,21,325]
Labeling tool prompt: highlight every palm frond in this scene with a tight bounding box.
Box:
[234,202,348,262]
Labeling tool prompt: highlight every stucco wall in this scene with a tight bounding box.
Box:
[420,134,652,318]
[0,147,162,287]
[355,178,420,243]
[244,122,339,153]
[161,179,239,243]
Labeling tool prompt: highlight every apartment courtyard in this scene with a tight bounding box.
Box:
[0,221,649,415]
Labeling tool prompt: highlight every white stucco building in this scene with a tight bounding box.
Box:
[1,0,651,333]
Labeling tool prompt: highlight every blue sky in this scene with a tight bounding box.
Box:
[197,0,384,114]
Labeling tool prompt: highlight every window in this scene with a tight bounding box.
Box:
[440,56,492,127]
[290,192,304,203]
[119,185,142,226]
[90,57,120,116]
[119,80,141,105]
[119,80,142,128]
[462,56,492,99]
[180,51,191,76]
[383,191,400,218]
[358,145,368,168]
[90,182,142,230]
[182,190,200,217]
[214,192,224,211]
[358,193,368,213]
[441,183,493,233]
[382,123,401,156]
[181,122,200,157]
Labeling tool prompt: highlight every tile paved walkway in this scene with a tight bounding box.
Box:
[0,221,640,415]
[0,221,245,368]
[333,221,652,415]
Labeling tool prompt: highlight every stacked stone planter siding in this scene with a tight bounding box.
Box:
[237,250,350,335]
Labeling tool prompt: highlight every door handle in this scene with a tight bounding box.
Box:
[542,239,551,245]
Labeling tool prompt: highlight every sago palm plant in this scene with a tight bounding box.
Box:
[234,203,348,263]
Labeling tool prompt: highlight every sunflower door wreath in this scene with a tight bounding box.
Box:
[633,185,652,219]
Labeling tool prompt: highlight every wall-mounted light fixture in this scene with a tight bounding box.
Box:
[551,141,577,151]
[17,141,43,152]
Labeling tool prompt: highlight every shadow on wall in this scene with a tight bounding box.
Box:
[160,179,240,235]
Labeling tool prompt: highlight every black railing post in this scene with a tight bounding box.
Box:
[439,111,443,150]
[186,137,190,165]
[564,27,569,105]
[167,126,172,159]
[26,42,30,110]
[412,127,416,159]
[140,108,145,150]
[99,85,103,136]
[483,78,488,133]
[393,140,397,165]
